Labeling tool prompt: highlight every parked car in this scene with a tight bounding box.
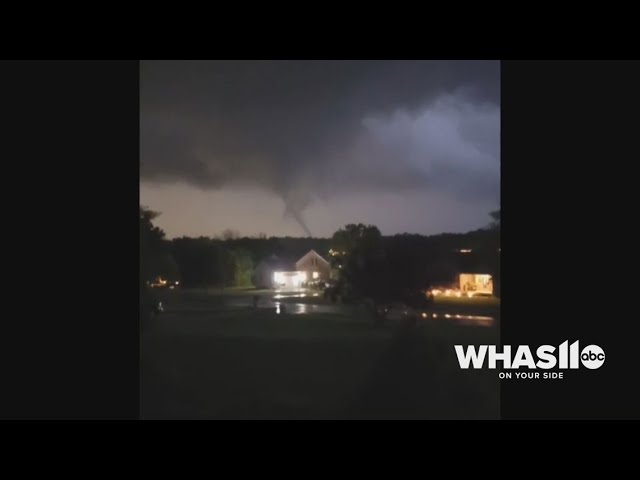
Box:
[306,279,325,289]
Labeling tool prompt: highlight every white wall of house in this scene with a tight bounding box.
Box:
[295,250,330,282]
[459,273,493,294]
[253,250,331,290]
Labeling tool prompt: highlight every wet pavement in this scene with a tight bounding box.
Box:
[161,290,497,327]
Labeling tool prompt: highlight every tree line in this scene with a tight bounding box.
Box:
[326,220,500,304]
[140,206,500,295]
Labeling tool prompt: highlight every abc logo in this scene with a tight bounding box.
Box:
[580,345,605,369]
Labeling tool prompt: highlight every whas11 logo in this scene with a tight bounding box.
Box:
[454,341,605,373]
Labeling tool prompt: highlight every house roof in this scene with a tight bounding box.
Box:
[258,250,329,272]
[296,249,330,266]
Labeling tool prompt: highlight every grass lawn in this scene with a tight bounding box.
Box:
[152,287,272,309]
[431,295,500,317]
[433,295,500,308]
[141,297,500,419]
[158,286,273,299]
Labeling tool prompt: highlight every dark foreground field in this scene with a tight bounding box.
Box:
[141,290,499,419]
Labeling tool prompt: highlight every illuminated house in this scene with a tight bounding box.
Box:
[459,273,493,295]
[253,250,330,290]
[295,250,330,283]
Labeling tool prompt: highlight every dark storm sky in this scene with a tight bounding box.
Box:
[140,60,500,238]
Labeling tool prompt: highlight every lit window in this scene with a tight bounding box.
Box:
[313,271,319,279]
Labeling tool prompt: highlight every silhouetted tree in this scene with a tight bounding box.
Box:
[221,228,241,241]
[229,248,254,287]
[171,237,222,287]
[140,207,168,284]
[331,224,385,301]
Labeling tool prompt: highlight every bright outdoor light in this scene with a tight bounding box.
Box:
[273,272,284,283]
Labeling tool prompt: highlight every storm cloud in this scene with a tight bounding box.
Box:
[140,60,500,237]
